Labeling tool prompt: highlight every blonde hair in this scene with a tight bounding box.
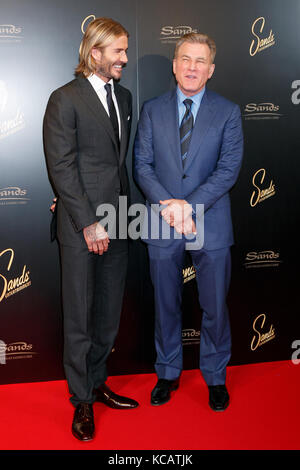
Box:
[174,33,216,63]
[75,17,129,77]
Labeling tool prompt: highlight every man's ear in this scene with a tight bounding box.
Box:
[91,47,102,63]
[172,59,177,76]
[208,63,215,79]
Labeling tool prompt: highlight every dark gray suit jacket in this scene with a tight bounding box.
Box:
[43,74,132,246]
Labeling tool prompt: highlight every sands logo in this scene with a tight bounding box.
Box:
[183,265,196,284]
[243,102,282,120]
[0,340,37,364]
[182,328,200,345]
[244,250,281,269]
[291,80,300,105]
[0,187,30,205]
[0,80,8,114]
[251,314,275,351]
[0,249,31,303]
[0,80,8,112]
[160,25,197,43]
[250,168,275,207]
[0,81,25,140]
[249,17,275,57]
[81,15,96,34]
[0,24,23,43]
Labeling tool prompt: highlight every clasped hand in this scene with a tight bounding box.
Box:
[160,199,196,235]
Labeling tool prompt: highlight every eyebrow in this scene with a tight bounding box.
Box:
[180,54,206,61]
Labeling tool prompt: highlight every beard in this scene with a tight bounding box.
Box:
[96,57,125,82]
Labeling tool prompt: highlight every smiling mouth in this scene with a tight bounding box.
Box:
[113,63,124,71]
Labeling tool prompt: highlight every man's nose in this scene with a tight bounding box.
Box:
[121,51,128,63]
[188,60,196,70]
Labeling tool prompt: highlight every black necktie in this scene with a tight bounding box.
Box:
[104,83,120,148]
[180,99,194,164]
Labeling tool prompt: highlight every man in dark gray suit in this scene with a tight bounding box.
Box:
[43,17,138,442]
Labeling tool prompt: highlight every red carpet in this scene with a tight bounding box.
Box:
[0,360,299,450]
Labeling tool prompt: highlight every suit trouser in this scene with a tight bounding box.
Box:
[60,238,128,406]
[148,241,232,386]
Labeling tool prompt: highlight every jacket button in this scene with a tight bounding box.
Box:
[182,175,187,179]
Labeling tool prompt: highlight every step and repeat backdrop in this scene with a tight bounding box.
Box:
[1,0,299,384]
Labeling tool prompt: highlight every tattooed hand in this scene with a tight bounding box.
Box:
[83,222,110,255]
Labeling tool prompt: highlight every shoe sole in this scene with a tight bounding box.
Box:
[95,399,139,410]
[151,397,171,406]
[71,429,94,441]
[209,401,229,412]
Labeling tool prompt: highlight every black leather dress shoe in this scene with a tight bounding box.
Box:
[151,378,180,406]
[94,384,139,409]
[72,403,94,441]
[208,385,229,411]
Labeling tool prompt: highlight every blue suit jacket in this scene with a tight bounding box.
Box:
[134,88,243,250]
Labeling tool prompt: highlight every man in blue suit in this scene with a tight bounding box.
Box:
[134,33,243,411]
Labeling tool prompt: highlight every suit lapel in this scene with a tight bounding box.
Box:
[77,75,120,156]
[183,90,217,172]
[162,90,183,173]
[114,84,128,166]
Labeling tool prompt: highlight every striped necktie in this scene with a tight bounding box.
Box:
[180,99,194,164]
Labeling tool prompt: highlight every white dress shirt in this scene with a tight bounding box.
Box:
[87,74,121,139]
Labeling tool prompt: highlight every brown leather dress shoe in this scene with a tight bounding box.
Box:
[72,403,95,441]
[94,383,139,409]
